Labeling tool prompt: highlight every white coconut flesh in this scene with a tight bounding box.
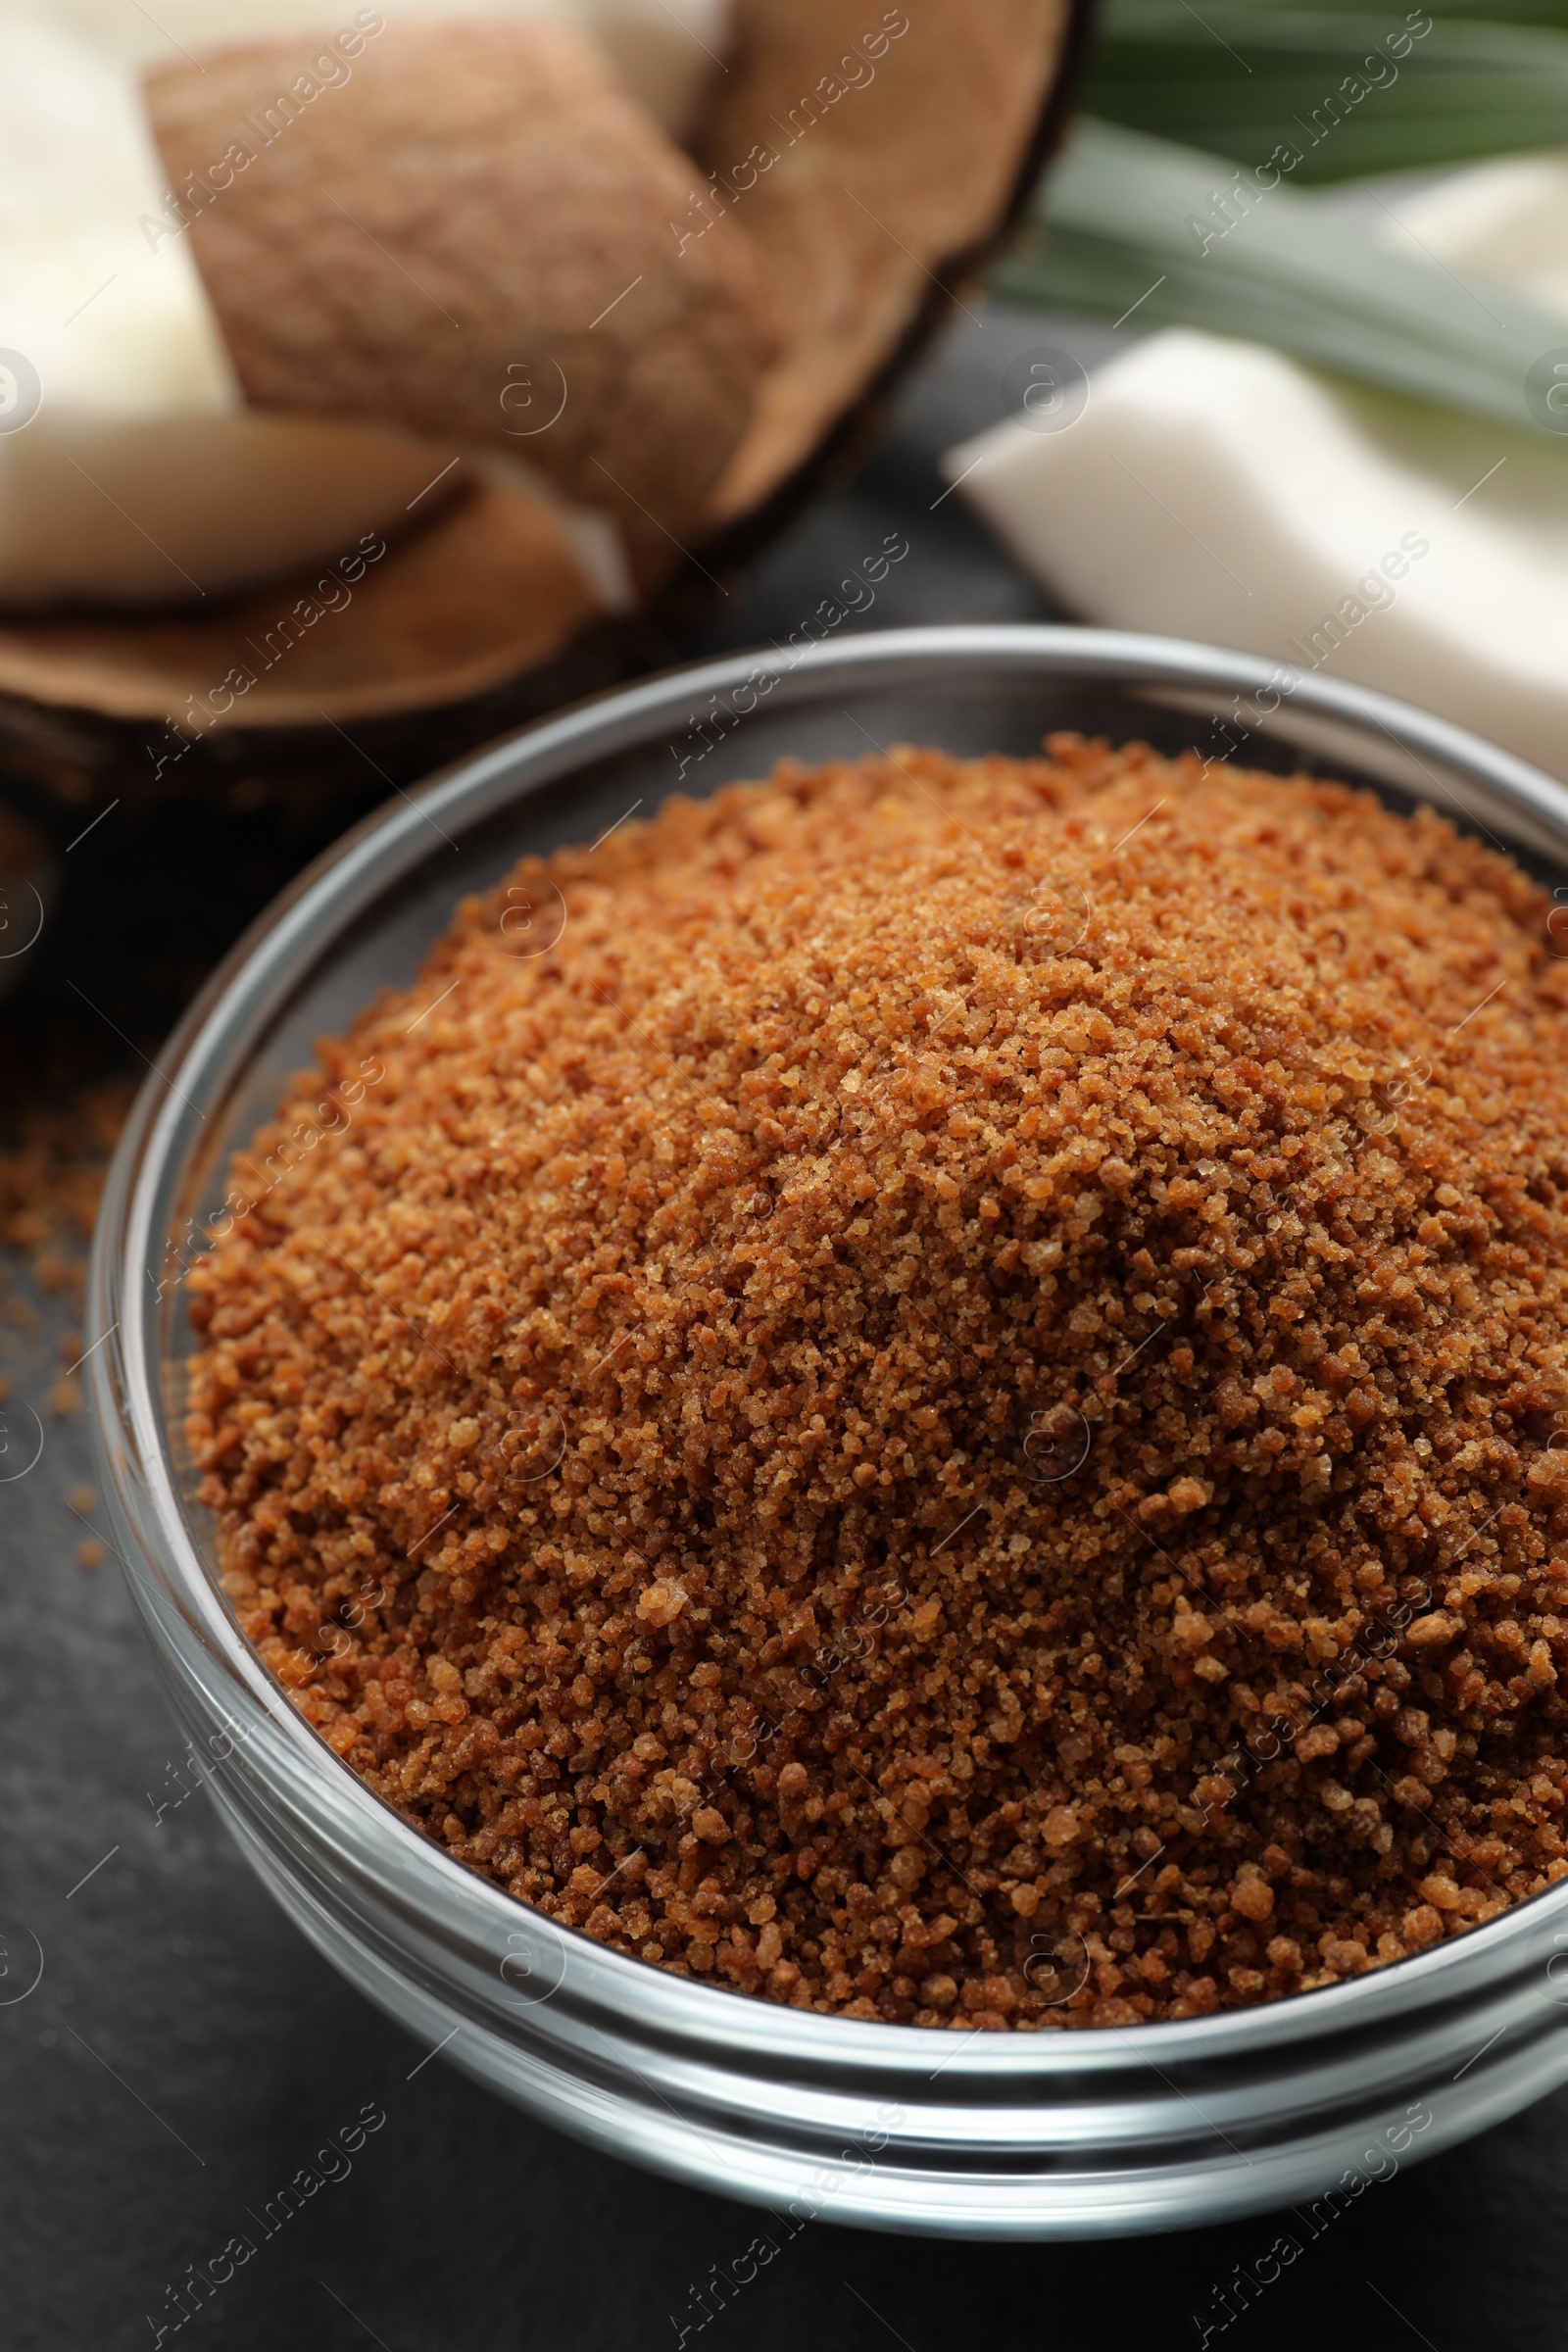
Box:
[0,0,727,610]
[946,153,1568,783]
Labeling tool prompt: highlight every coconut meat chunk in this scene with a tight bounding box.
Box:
[0,0,731,610]
[945,152,1568,783]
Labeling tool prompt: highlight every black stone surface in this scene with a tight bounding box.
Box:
[4,311,1563,2352]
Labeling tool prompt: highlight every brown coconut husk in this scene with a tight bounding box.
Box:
[0,0,1092,817]
[146,16,775,580]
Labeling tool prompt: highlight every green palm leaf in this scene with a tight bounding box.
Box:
[1085,4,1568,178]
[994,118,1568,438]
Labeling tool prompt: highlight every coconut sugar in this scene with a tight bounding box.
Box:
[187,740,1568,2028]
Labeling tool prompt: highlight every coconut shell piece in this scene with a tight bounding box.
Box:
[701,0,1076,524]
[145,17,773,567]
[0,479,599,734]
[2,0,1092,805]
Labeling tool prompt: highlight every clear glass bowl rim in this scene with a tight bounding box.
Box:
[86,620,1568,2088]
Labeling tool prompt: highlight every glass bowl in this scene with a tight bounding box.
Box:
[88,624,1568,2240]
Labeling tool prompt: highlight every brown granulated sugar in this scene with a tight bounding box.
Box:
[187,739,1568,2029]
[0,1080,133,1294]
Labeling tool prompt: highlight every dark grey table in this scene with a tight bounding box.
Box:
[3,311,1559,2352]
